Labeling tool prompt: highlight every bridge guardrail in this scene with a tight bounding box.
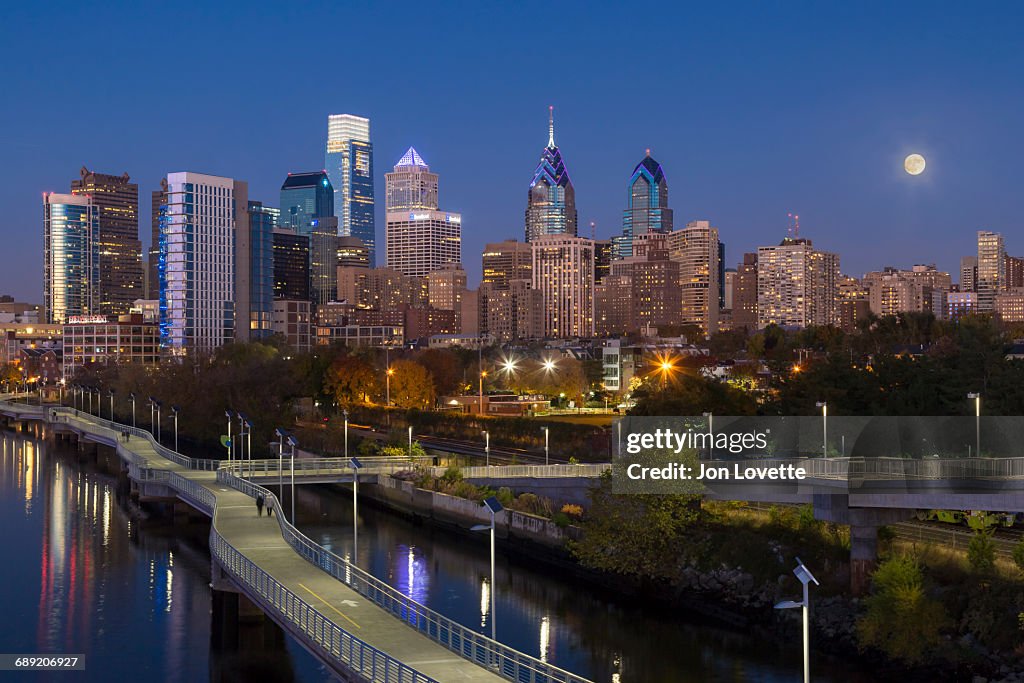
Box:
[438,464,611,479]
[217,469,592,683]
[222,456,432,478]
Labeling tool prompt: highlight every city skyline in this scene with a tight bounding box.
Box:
[4,3,1024,302]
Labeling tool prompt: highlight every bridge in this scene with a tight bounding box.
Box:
[0,397,591,683]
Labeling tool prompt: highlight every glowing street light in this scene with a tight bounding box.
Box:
[350,456,363,567]
[225,409,234,462]
[129,392,136,428]
[171,405,180,453]
[482,429,490,467]
[815,401,827,458]
[775,557,819,683]
[541,426,549,465]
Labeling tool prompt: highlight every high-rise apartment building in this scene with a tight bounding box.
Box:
[482,240,533,288]
[757,237,840,329]
[595,235,681,336]
[272,227,310,302]
[531,234,594,338]
[960,255,978,292]
[70,167,143,315]
[246,201,277,339]
[479,280,543,343]
[732,253,758,330]
[427,263,467,314]
[43,193,100,324]
[668,221,720,335]
[148,178,168,299]
[977,230,1005,312]
[159,172,247,353]
[385,148,461,277]
[863,265,951,316]
[325,114,375,263]
[1005,255,1024,290]
[525,107,577,242]
[615,152,672,258]
[838,275,870,332]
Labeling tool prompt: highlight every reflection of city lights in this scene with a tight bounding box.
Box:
[407,547,415,596]
[480,577,490,629]
[540,615,550,663]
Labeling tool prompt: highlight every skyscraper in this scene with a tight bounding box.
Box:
[960,255,978,292]
[732,253,758,330]
[525,107,577,242]
[531,234,594,338]
[43,193,99,324]
[280,171,338,308]
[148,178,168,300]
[668,221,721,335]
[757,237,840,329]
[70,167,143,315]
[246,201,277,339]
[616,152,672,258]
[325,114,375,263]
[482,240,533,288]
[385,148,461,277]
[160,172,247,353]
[977,230,1005,312]
[272,227,310,302]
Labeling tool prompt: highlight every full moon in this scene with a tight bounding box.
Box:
[904,153,926,175]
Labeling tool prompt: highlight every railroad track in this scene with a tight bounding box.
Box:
[891,520,1018,559]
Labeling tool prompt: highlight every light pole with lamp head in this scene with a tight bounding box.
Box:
[541,426,549,465]
[154,400,162,443]
[482,430,490,467]
[129,392,136,428]
[108,388,115,421]
[968,392,981,457]
[350,456,363,567]
[815,402,827,458]
[287,434,298,523]
[274,427,287,507]
[149,396,157,437]
[343,409,349,460]
[171,406,179,453]
[408,425,413,458]
[702,411,714,459]
[774,557,819,683]
[471,496,504,645]
[87,386,93,415]
[225,410,234,462]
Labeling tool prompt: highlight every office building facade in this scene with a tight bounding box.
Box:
[246,201,277,339]
[325,114,375,264]
[43,193,100,325]
[525,107,577,242]
[272,227,310,301]
[531,234,594,338]
[616,153,672,258]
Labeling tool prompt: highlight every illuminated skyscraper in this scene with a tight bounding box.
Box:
[43,193,100,324]
[531,234,594,338]
[70,167,143,315]
[325,114,375,264]
[668,221,721,335]
[385,148,461,277]
[246,201,277,339]
[977,230,1005,312]
[615,152,672,258]
[756,236,840,329]
[159,172,247,353]
[525,107,577,242]
[280,171,339,308]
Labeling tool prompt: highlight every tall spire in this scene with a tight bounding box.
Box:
[548,105,555,149]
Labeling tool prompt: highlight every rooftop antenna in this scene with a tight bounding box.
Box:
[787,212,800,239]
[548,105,555,148]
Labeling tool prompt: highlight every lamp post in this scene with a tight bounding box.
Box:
[815,401,827,458]
[350,456,363,567]
[541,426,549,465]
[343,409,349,460]
[225,410,234,463]
[482,430,490,467]
[287,434,298,523]
[408,425,413,458]
[471,496,504,644]
[154,400,162,443]
[149,397,157,437]
[275,427,287,508]
[87,387,93,415]
[171,406,179,453]
[108,388,115,421]
[774,557,819,683]
[129,392,136,428]
[968,393,981,457]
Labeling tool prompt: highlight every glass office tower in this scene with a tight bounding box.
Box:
[247,201,277,339]
[43,193,100,324]
[325,114,375,264]
[616,152,672,258]
[525,107,577,242]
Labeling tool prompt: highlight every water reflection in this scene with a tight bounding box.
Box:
[299,483,873,683]
[0,431,331,683]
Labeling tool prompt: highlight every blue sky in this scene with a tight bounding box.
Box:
[2,1,1022,301]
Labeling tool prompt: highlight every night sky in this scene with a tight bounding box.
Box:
[2,1,1023,302]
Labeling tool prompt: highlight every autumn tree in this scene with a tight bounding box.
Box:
[389,359,436,409]
[324,354,380,407]
[415,348,461,396]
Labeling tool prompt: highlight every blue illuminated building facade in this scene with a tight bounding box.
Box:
[325,114,376,265]
[247,201,278,339]
[615,152,672,259]
[280,171,338,308]
[43,193,100,324]
[525,107,577,242]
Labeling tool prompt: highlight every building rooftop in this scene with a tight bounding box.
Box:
[395,147,428,169]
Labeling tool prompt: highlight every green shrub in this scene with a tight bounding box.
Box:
[1013,539,1024,575]
[496,486,514,507]
[440,465,463,485]
[968,530,996,574]
[797,504,819,531]
[552,512,571,528]
[856,555,950,665]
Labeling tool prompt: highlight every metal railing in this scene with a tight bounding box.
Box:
[438,464,610,479]
[217,469,593,683]
[209,519,438,683]
[224,456,432,478]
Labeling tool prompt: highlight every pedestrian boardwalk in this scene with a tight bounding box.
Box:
[1,398,591,683]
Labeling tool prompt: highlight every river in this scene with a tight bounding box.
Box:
[1,428,869,682]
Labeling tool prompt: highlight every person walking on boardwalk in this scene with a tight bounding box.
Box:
[267,498,274,518]
[256,493,264,517]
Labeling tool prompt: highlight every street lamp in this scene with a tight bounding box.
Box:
[541,426,549,465]
[87,386,94,415]
[225,410,234,462]
[129,392,136,428]
[171,405,180,453]
[343,409,349,460]
[154,400,162,443]
[287,434,298,522]
[275,427,287,507]
[815,402,827,458]
[350,456,363,567]
[968,392,981,457]
[479,369,487,415]
[774,557,819,683]
[482,430,490,467]
[408,425,413,458]
[149,396,157,437]
[386,366,394,406]
[108,388,115,421]
[471,496,504,644]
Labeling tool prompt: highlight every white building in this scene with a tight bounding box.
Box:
[977,230,1005,312]
[531,234,595,338]
[757,237,840,329]
[160,172,248,354]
